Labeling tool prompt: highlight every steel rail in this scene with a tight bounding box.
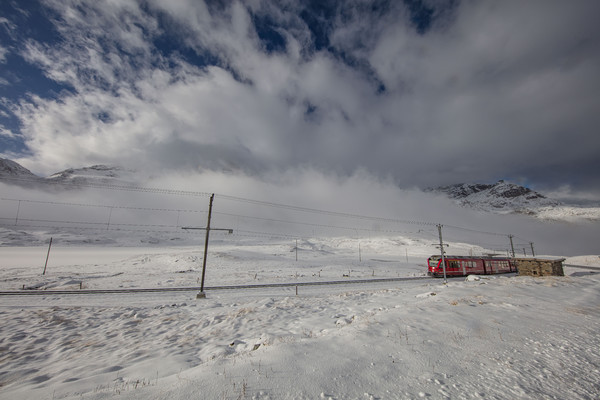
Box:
[564,264,600,271]
[0,276,434,296]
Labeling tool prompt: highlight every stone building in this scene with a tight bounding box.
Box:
[514,258,565,277]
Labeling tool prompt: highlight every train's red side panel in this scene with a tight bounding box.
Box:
[427,256,515,277]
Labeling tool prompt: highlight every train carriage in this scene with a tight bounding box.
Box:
[427,255,515,277]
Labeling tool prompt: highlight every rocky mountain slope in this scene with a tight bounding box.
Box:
[430,180,600,221]
[432,180,560,213]
[46,164,135,185]
[2,158,599,222]
[0,158,40,181]
[0,158,135,187]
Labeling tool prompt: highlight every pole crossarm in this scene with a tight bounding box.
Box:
[182,227,233,234]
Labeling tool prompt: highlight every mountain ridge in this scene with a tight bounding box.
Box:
[2,158,598,222]
[431,180,560,209]
[0,158,135,187]
[429,180,600,221]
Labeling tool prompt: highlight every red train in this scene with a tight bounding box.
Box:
[427,255,516,277]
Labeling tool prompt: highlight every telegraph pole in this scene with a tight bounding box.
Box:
[437,224,448,284]
[359,242,362,262]
[43,237,53,275]
[508,234,515,258]
[182,194,232,299]
[198,194,214,298]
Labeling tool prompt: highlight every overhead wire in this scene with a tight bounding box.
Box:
[213,210,428,236]
[0,177,213,197]
[1,197,207,214]
[216,193,437,227]
[0,179,534,246]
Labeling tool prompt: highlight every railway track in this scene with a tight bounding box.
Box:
[0,276,434,296]
[564,263,600,271]
[4,265,592,297]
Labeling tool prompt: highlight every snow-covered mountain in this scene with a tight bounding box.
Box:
[430,180,600,221]
[2,159,599,222]
[0,158,135,187]
[46,164,136,186]
[432,180,559,211]
[0,158,41,182]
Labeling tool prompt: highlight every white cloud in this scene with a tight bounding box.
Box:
[0,45,7,63]
[6,0,600,196]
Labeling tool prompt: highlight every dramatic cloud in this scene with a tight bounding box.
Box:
[1,0,599,198]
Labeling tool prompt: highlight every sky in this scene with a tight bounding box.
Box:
[1,0,600,199]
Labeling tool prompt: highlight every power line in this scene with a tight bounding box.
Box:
[0,221,233,235]
[1,180,533,245]
[0,177,213,197]
[217,194,437,227]
[213,210,426,236]
[1,218,181,230]
[1,197,207,214]
[443,223,509,237]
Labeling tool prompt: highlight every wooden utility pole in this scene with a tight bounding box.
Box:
[437,224,447,284]
[508,234,515,258]
[43,237,52,275]
[182,194,232,299]
[359,242,362,262]
[198,194,214,298]
[15,200,21,225]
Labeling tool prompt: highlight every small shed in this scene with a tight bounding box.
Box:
[514,257,565,277]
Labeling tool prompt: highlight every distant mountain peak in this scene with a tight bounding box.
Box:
[0,159,135,188]
[0,158,39,179]
[430,180,560,215]
[48,165,125,180]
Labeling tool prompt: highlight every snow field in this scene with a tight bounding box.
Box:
[0,237,599,399]
[0,236,439,292]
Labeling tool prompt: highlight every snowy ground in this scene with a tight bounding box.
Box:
[1,236,599,399]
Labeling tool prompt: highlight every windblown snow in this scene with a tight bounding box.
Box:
[1,159,599,398]
[1,236,599,399]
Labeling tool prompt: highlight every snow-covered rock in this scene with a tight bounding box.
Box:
[0,158,41,184]
[46,164,136,186]
[0,159,136,188]
[429,180,600,221]
[432,180,559,212]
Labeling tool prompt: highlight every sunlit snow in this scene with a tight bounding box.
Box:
[1,234,599,399]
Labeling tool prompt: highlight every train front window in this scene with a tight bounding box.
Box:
[428,259,439,268]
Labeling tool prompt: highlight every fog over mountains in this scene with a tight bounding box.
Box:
[2,158,599,223]
[428,181,600,221]
[429,180,558,212]
[0,158,137,188]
